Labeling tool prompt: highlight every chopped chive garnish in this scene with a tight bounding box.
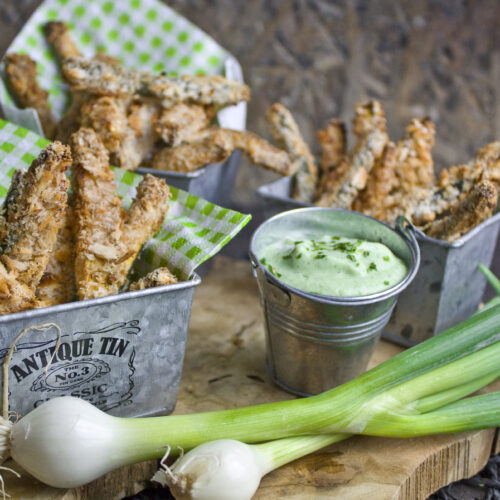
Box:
[346,254,356,262]
[332,236,340,240]
[296,253,302,259]
[383,256,390,262]
[363,251,370,257]
[314,254,326,259]
[261,257,267,265]
[384,280,389,285]
[368,262,377,272]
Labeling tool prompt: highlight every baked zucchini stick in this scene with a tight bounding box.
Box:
[72,128,126,300]
[411,141,500,226]
[4,53,57,139]
[120,97,160,170]
[155,103,214,147]
[0,142,71,291]
[35,203,75,307]
[0,170,26,244]
[315,119,347,200]
[0,171,35,314]
[151,131,231,172]
[0,263,35,314]
[79,95,156,171]
[266,103,318,202]
[112,174,170,289]
[151,129,297,175]
[44,21,82,61]
[316,101,388,209]
[129,267,178,291]
[396,118,435,190]
[423,181,498,242]
[352,142,398,217]
[80,95,130,155]
[62,56,250,107]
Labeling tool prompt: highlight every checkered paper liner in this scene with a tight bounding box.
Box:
[0,119,251,280]
[0,0,246,134]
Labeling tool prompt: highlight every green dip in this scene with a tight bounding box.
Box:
[258,235,408,297]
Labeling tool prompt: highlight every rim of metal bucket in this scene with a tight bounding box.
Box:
[249,207,420,307]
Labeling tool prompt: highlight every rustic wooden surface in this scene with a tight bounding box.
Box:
[2,256,498,499]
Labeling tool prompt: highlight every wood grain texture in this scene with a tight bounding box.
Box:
[2,256,497,499]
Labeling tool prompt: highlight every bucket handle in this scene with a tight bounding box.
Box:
[395,216,421,270]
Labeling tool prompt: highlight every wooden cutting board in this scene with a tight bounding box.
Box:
[3,256,498,499]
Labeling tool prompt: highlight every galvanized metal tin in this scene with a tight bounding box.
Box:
[257,177,500,346]
[0,275,200,418]
[137,151,242,207]
[249,207,420,396]
[384,216,500,345]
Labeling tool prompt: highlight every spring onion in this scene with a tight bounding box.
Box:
[159,389,500,500]
[0,299,498,490]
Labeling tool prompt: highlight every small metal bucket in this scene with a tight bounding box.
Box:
[257,176,500,346]
[249,207,420,396]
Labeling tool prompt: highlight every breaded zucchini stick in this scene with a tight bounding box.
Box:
[423,180,498,241]
[0,142,71,291]
[315,119,347,200]
[151,129,230,172]
[0,171,36,314]
[316,101,389,209]
[266,103,317,202]
[72,128,126,300]
[146,73,250,109]
[62,56,251,107]
[352,100,386,137]
[352,142,398,217]
[154,103,214,147]
[0,263,35,314]
[151,128,297,175]
[0,170,26,244]
[112,174,170,289]
[395,118,435,190]
[412,141,500,226]
[45,21,82,60]
[79,94,157,171]
[121,97,160,170]
[355,118,435,223]
[4,53,57,139]
[35,203,75,307]
[129,267,178,291]
[79,95,132,163]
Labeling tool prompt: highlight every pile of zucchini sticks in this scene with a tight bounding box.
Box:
[0,266,500,500]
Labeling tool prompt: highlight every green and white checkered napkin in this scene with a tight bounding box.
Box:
[0,0,246,134]
[0,118,251,280]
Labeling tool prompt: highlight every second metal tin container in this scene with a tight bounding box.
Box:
[137,151,242,208]
[0,276,200,418]
[257,177,500,346]
[249,208,420,396]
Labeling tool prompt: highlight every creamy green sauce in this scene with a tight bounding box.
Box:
[258,235,407,297]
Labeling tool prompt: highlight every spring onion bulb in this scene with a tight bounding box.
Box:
[1,299,500,489]
[158,435,348,500]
